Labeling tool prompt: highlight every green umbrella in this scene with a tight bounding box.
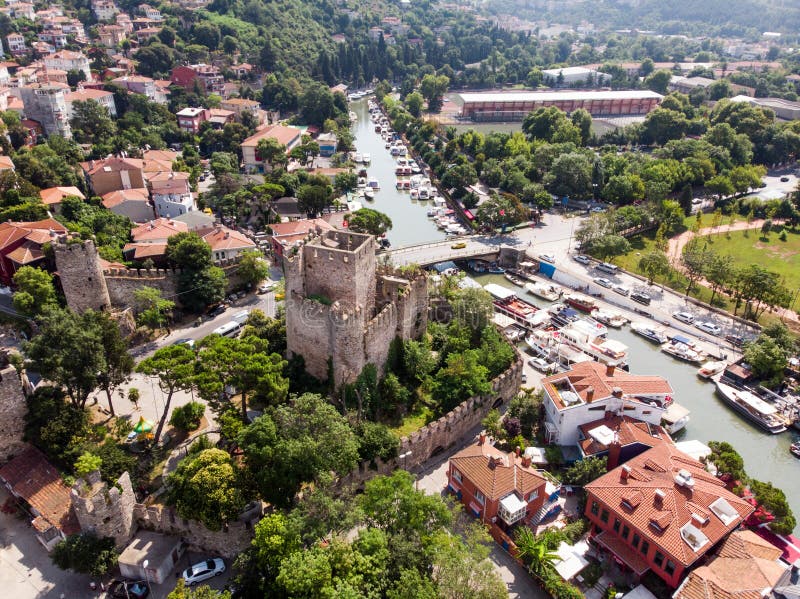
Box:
[133,416,154,434]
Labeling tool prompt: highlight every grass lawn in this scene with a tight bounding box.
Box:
[702,226,800,291]
[389,405,434,437]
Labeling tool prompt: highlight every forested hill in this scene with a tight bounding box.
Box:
[488,0,800,36]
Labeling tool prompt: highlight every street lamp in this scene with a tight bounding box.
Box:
[142,559,151,595]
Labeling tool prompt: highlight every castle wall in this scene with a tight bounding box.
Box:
[104,269,179,309]
[285,295,335,381]
[331,302,368,384]
[0,366,28,462]
[363,303,398,375]
[395,275,429,340]
[338,350,523,488]
[54,239,111,313]
[70,470,136,548]
[132,503,258,559]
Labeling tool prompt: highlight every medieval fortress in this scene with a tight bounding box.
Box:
[284,229,428,384]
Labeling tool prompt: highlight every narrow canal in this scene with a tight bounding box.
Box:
[350,98,447,247]
[476,273,800,534]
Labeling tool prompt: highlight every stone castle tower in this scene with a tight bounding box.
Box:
[284,229,428,385]
[0,364,30,462]
[53,238,111,313]
[70,470,136,548]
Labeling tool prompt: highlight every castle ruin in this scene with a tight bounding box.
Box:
[284,229,428,385]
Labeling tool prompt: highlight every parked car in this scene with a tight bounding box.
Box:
[528,357,557,373]
[172,338,196,349]
[232,310,250,324]
[781,176,790,182]
[573,254,591,265]
[593,277,613,288]
[108,579,149,599]
[630,291,651,305]
[182,558,225,586]
[207,304,227,317]
[695,321,722,336]
[539,253,556,264]
[257,282,275,294]
[612,284,630,296]
[725,334,745,347]
[672,311,695,324]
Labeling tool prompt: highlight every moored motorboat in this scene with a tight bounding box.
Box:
[562,292,599,313]
[526,281,562,302]
[697,360,727,379]
[714,380,789,434]
[558,318,629,369]
[661,341,706,364]
[367,178,380,190]
[362,153,371,163]
[791,442,800,458]
[505,273,525,286]
[631,322,669,344]
[364,189,375,201]
[591,308,628,328]
[662,402,691,436]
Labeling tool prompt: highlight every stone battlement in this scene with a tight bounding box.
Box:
[70,470,136,548]
[103,267,177,278]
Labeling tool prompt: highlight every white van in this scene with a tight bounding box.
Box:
[212,321,243,338]
[596,262,619,274]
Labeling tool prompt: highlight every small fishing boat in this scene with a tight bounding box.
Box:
[354,152,363,163]
[364,189,375,201]
[697,360,727,379]
[410,189,419,200]
[791,442,800,458]
[362,153,371,163]
[367,178,380,190]
[505,273,525,286]
[526,281,562,302]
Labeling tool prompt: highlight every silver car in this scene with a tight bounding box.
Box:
[594,277,613,288]
[182,558,225,585]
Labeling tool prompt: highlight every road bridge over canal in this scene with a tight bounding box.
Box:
[385,236,511,267]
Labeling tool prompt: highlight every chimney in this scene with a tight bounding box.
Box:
[586,386,595,402]
[620,464,631,481]
[479,433,486,445]
[607,436,622,471]
[515,447,521,457]
[521,455,531,468]
[606,363,616,377]
[655,488,666,504]
[612,387,623,399]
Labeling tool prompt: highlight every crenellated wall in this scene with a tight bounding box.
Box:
[70,470,136,548]
[104,269,179,308]
[132,503,259,559]
[338,350,523,488]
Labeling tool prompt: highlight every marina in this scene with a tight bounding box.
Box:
[473,271,800,533]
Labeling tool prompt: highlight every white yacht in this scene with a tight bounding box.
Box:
[714,380,789,434]
[558,318,629,369]
[591,308,628,328]
[525,281,562,302]
[662,403,691,436]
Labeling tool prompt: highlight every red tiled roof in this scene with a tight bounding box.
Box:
[39,186,85,205]
[102,188,149,208]
[124,241,167,259]
[80,156,144,176]
[449,441,547,502]
[0,155,14,170]
[543,361,672,409]
[0,446,80,535]
[579,416,672,457]
[241,124,302,148]
[586,444,754,568]
[0,219,66,250]
[269,219,335,248]
[196,226,255,252]
[6,240,44,264]
[130,217,188,242]
[674,531,786,599]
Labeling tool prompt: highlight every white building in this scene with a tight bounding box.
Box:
[65,87,117,119]
[92,0,119,21]
[18,82,71,138]
[6,33,26,55]
[541,362,672,446]
[44,50,91,81]
[148,171,194,218]
[541,66,611,87]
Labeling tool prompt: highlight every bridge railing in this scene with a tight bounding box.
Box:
[389,244,499,266]
[388,234,483,255]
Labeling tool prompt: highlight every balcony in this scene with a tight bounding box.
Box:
[498,493,527,526]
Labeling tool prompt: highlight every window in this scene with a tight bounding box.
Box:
[654,551,665,568]
[640,541,650,557]
[452,469,462,483]
[475,490,485,505]
[528,489,538,501]
[622,525,630,540]
[612,519,621,533]
[600,509,609,524]
[632,533,640,549]
[590,501,599,516]
[665,560,676,577]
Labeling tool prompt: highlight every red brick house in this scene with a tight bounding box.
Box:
[447,438,559,539]
[584,444,755,589]
[0,218,67,285]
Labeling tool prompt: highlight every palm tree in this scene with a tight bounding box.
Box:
[514,527,559,579]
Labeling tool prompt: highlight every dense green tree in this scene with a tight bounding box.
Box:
[169,402,206,431]
[562,456,608,486]
[430,525,507,599]
[544,152,594,199]
[450,287,493,338]
[644,69,673,94]
[167,580,231,599]
[347,208,393,236]
[705,441,746,481]
[236,250,269,288]
[133,286,175,332]
[51,532,117,577]
[136,344,197,445]
[23,386,89,470]
[430,350,492,413]
[515,527,559,578]
[69,100,116,146]
[238,393,359,506]
[12,266,58,318]
[638,250,671,284]
[405,91,424,117]
[256,138,287,170]
[751,479,797,535]
[86,310,134,417]
[167,448,246,530]
[589,234,630,262]
[744,335,788,384]
[419,74,450,112]
[296,181,333,217]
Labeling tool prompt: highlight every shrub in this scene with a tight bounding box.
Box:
[169,402,206,431]
[74,452,102,478]
[51,532,118,577]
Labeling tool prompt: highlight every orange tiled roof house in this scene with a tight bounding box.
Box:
[447,436,562,549]
[584,444,755,589]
